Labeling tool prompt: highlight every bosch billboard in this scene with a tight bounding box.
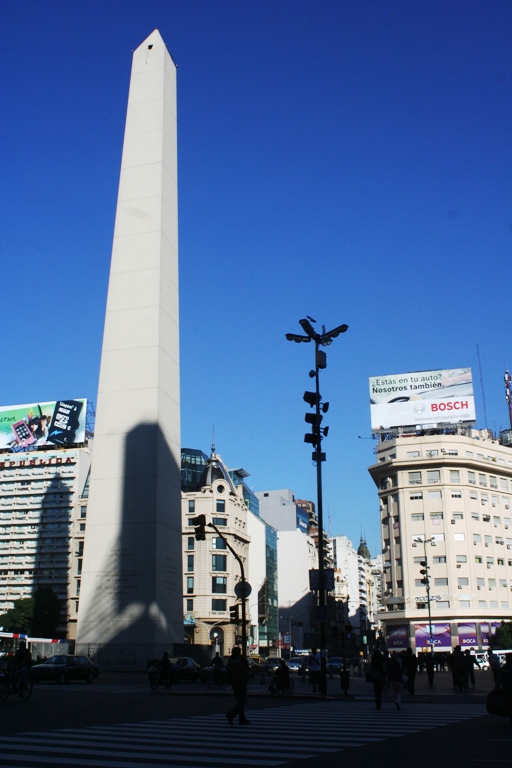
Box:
[369,368,475,431]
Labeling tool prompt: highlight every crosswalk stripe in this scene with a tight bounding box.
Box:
[0,701,485,768]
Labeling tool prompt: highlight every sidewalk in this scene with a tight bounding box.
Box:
[249,667,495,705]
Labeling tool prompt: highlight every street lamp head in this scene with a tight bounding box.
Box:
[299,318,320,341]
[285,333,311,343]
[319,323,349,345]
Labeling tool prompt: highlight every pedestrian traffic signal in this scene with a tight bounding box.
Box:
[191,514,206,541]
[229,604,240,624]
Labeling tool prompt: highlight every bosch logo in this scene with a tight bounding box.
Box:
[431,401,468,412]
[413,403,426,415]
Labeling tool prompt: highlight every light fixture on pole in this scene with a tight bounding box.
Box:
[285,317,348,694]
[412,536,436,653]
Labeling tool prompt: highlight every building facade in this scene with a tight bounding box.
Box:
[369,428,512,653]
[0,444,91,639]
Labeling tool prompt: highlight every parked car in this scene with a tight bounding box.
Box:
[326,657,344,674]
[29,655,100,684]
[169,657,201,682]
[261,658,280,675]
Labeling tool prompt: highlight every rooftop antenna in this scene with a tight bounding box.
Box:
[505,370,512,429]
[476,344,488,430]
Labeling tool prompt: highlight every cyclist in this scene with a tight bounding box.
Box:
[272,659,290,693]
[157,651,172,685]
[12,641,32,690]
[211,652,224,685]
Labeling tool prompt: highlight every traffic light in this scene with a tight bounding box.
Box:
[229,604,240,624]
[191,514,206,541]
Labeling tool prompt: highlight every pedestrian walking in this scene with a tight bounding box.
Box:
[308,648,321,693]
[370,648,386,710]
[452,645,466,690]
[404,647,418,695]
[226,647,250,725]
[425,652,435,687]
[388,653,404,710]
[464,649,479,688]
[488,649,502,690]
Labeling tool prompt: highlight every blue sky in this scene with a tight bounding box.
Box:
[1,1,511,556]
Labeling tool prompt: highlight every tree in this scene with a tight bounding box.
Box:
[494,621,512,650]
[0,598,33,634]
[32,587,62,638]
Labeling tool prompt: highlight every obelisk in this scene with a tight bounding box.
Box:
[76,30,182,668]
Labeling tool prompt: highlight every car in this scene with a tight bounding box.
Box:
[261,658,280,675]
[326,657,344,674]
[169,656,201,682]
[473,652,489,670]
[29,654,100,684]
[287,657,306,672]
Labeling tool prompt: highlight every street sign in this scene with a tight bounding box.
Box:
[234,581,252,599]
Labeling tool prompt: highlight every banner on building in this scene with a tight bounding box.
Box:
[415,622,452,649]
[458,622,478,648]
[369,368,475,431]
[481,622,502,646]
[387,625,409,650]
[0,399,87,452]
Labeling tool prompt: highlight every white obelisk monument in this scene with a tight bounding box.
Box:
[76,30,182,668]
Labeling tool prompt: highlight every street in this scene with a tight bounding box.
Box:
[0,670,510,767]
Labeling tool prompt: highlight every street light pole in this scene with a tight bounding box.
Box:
[413,536,436,653]
[286,317,348,695]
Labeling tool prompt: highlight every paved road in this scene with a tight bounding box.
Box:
[0,670,509,767]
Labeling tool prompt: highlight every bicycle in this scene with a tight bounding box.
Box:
[0,672,33,701]
[207,668,226,690]
[147,666,172,691]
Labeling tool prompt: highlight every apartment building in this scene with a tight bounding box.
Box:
[369,428,512,652]
[0,445,91,638]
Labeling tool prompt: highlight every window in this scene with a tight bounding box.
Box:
[408,471,422,485]
[477,578,485,587]
[411,513,424,521]
[187,537,194,550]
[459,600,471,608]
[427,470,440,484]
[478,601,487,608]
[479,474,487,487]
[430,512,443,519]
[415,579,425,587]
[493,516,501,527]
[407,451,420,458]
[483,514,490,522]
[449,470,460,483]
[212,576,227,593]
[434,578,448,586]
[186,598,193,611]
[475,556,482,564]
[80,506,87,518]
[410,493,423,500]
[433,556,447,564]
[212,537,226,550]
[489,578,496,588]
[212,517,227,526]
[79,523,86,532]
[212,555,227,571]
[453,513,464,520]
[451,491,462,499]
[458,577,469,587]
[472,512,480,521]
[187,555,194,572]
[485,535,492,546]
[188,500,195,514]
[429,490,442,499]
[468,471,476,485]
[216,500,225,513]
[436,601,450,609]
[490,476,498,489]
[456,555,467,563]
[212,599,227,612]
[186,576,194,594]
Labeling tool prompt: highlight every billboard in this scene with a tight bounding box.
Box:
[415,622,452,649]
[0,399,87,452]
[369,367,475,431]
